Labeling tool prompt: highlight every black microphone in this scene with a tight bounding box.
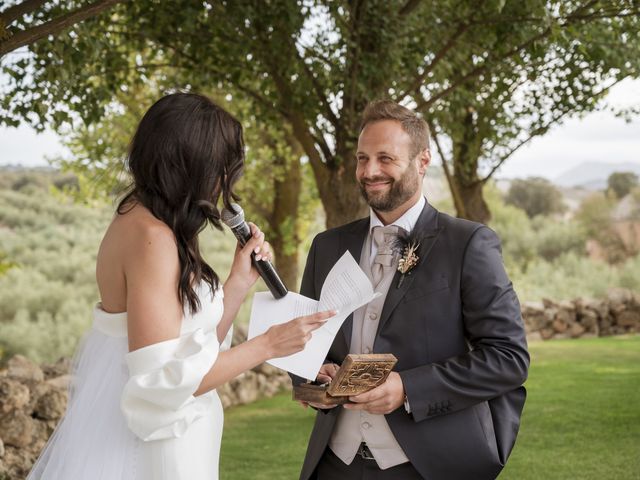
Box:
[221,203,288,299]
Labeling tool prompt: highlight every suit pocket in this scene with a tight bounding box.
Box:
[403,275,449,302]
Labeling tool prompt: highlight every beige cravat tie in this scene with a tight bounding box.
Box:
[371,225,399,286]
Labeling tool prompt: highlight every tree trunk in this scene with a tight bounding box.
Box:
[270,155,302,290]
[318,166,369,229]
[450,108,491,224]
[455,180,491,224]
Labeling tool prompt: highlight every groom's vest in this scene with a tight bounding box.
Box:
[328,231,410,469]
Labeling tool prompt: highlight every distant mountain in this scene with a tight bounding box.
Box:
[554,162,640,189]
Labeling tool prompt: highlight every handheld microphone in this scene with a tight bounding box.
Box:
[221,203,288,299]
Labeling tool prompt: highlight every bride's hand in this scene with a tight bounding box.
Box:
[264,310,336,359]
[226,223,272,292]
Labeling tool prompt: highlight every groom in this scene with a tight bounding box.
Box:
[296,100,529,479]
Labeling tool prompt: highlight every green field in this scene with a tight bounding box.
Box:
[220,336,640,480]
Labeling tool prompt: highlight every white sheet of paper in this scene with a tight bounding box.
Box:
[247,251,379,380]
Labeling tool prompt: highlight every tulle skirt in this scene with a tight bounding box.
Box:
[27,326,223,479]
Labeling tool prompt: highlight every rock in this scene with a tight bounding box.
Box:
[233,371,259,405]
[552,319,568,333]
[41,358,72,380]
[1,446,36,480]
[540,328,555,340]
[569,323,586,338]
[578,310,598,328]
[555,307,576,325]
[33,384,68,420]
[253,363,280,376]
[31,418,53,454]
[45,374,71,391]
[6,355,44,383]
[615,310,640,328]
[0,378,30,414]
[0,438,4,458]
[0,412,35,448]
[558,300,575,311]
[523,312,546,331]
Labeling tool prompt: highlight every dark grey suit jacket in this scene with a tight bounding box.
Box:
[296,201,529,480]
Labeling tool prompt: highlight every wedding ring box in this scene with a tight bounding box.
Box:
[292,353,397,405]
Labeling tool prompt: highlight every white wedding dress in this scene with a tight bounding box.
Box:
[28,283,231,480]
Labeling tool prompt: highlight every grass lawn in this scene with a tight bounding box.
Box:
[220,335,640,480]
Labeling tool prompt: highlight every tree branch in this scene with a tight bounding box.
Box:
[478,77,627,184]
[297,52,340,129]
[0,0,124,56]
[414,0,614,110]
[399,0,422,16]
[399,21,471,102]
[0,0,48,25]
[430,121,466,217]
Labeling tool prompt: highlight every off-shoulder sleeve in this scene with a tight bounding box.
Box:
[120,328,219,441]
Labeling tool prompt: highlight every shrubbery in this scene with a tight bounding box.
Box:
[0,182,238,363]
[2,172,640,363]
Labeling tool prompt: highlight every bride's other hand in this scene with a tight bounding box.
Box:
[226,222,272,292]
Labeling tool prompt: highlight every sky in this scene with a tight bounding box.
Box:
[0,77,639,180]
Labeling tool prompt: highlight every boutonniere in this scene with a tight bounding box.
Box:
[392,230,423,288]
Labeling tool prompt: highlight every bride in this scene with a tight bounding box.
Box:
[27,92,333,479]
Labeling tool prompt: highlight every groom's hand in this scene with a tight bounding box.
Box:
[299,363,340,410]
[344,372,405,415]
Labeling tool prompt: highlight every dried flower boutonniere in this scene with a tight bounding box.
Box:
[392,231,422,288]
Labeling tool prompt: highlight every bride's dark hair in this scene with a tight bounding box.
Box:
[118,92,244,313]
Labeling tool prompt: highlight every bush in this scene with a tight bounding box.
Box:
[0,185,240,363]
[505,177,566,218]
[607,171,639,199]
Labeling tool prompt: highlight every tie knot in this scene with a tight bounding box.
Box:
[372,225,399,254]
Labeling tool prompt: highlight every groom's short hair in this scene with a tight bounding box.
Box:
[360,100,430,159]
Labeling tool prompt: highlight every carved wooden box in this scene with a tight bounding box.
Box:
[293,353,397,406]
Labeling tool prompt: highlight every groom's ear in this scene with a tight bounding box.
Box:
[418,148,430,176]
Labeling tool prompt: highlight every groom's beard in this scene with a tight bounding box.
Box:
[358,165,420,212]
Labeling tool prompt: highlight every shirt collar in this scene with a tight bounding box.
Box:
[369,196,426,234]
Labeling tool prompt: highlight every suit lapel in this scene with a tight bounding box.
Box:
[374,202,443,343]
[337,219,369,352]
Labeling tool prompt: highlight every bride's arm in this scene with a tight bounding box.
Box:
[216,222,272,343]
[195,310,332,396]
[125,222,183,352]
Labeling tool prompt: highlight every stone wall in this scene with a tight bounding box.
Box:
[522,288,640,341]
[0,326,291,479]
[2,292,639,478]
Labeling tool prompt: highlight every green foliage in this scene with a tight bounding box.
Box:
[483,183,640,301]
[0,186,111,362]
[0,175,240,363]
[3,1,639,225]
[0,250,14,276]
[505,177,567,218]
[487,184,586,268]
[607,171,639,199]
[575,192,616,238]
[575,192,635,263]
[219,337,640,480]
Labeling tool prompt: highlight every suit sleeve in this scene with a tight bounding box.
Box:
[398,226,530,422]
[300,237,318,299]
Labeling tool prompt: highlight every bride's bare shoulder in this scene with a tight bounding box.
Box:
[99,202,177,264]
